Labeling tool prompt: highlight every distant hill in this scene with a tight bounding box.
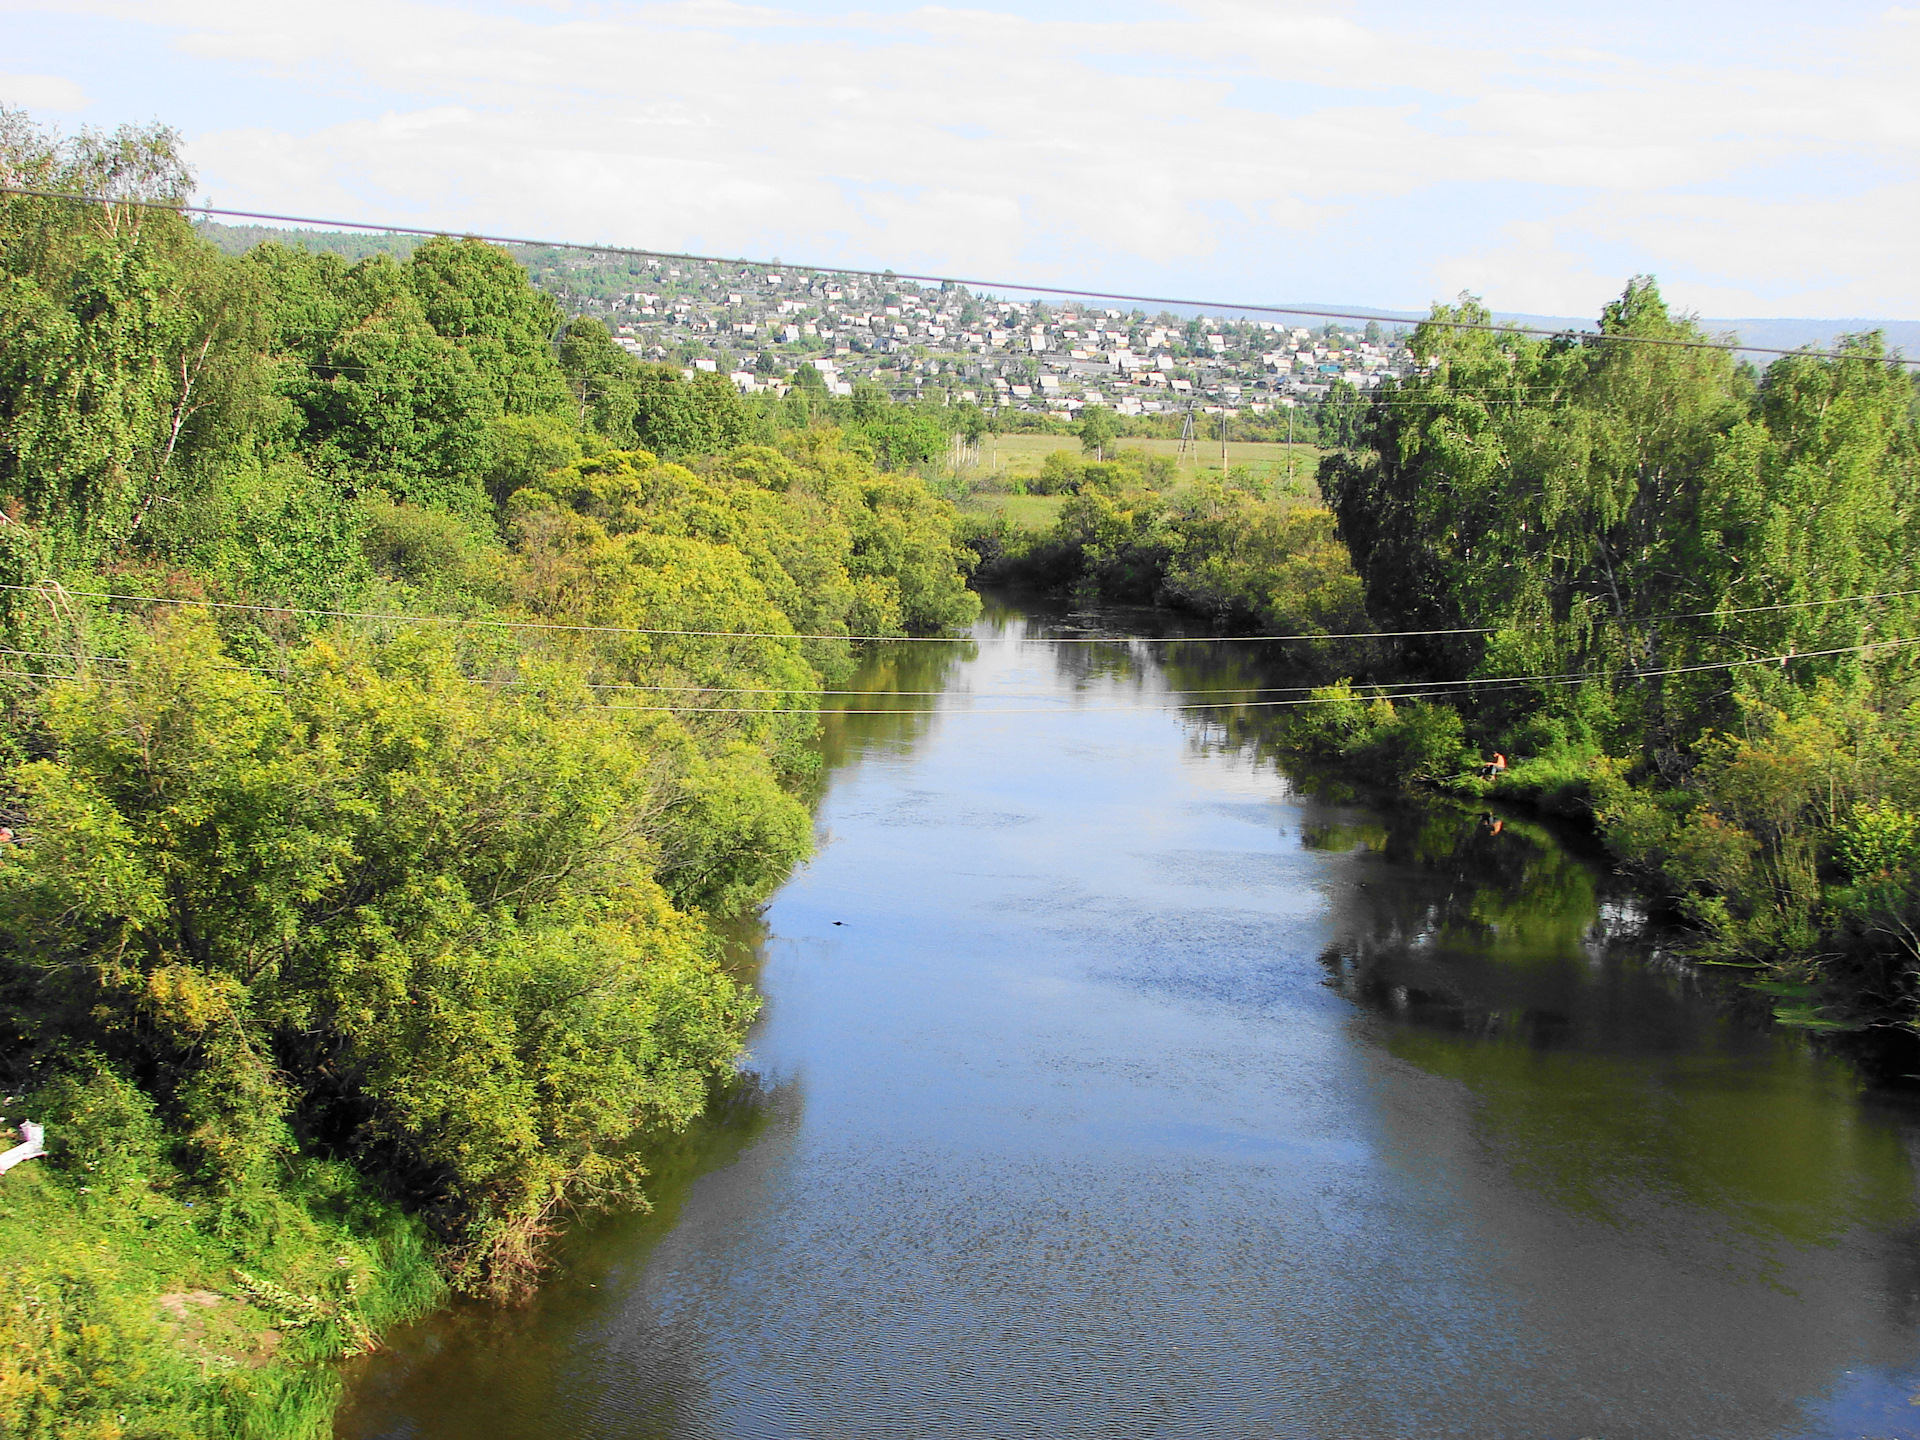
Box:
[194,220,417,263]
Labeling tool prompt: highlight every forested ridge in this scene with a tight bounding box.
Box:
[0,114,977,1439]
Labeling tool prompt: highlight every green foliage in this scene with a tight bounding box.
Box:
[1076,403,1119,459]
[1024,447,1176,496]
[1160,488,1370,643]
[841,384,950,471]
[0,106,997,1436]
[0,112,271,567]
[1315,280,1920,1019]
[357,496,503,608]
[557,316,643,444]
[970,450,1371,673]
[249,246,501,510]
[1279,684,1472,785]
[31,1063,169,1195]
[483,412,583,508]
[1833,799,1920,882]
[0,1066,441,1440]
[633,365,753,459]
[180,459,374,612]
[402,236,569,418]
[656,743,815,914]
[512,435,978,690]
[0,620,762,1287]
[752,382,968,476]
[1320,284,1917,761]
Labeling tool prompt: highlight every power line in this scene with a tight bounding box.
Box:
[2,185,1909,368]
[598,636,1920,714]
[7,581,1914,650]
[12,626,1913,715]
[0,667,1565,712]
[7,628,1895,701]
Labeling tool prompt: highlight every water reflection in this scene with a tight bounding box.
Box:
[813,634,974,771]
[1306,798,1914,1249]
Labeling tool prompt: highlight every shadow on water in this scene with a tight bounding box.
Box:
[1136,613,1920,1264]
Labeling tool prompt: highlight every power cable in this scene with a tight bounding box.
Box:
[2,185,1908,368]
[13,633,1913,716]
[6,581,1914,650]
[596,636,1920,714]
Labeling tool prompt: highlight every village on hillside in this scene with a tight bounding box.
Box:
[528,249,1416,417]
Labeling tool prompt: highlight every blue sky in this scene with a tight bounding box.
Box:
[3,0,1916,320]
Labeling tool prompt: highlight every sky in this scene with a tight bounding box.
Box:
[2,0,1917,321]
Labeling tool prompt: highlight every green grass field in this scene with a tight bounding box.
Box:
[956,493,1070,529]
[953,435,1325,531]
[961,433,1322,490]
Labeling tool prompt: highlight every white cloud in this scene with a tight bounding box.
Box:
[10,0,1920,316]
[1435,176,1920,318]
[0,72,90,111]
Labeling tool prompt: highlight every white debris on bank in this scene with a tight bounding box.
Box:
[0,1120,46,1174]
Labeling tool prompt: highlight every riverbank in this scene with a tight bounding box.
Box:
[0,1127,440,1440]
[1215,676,1920,1069]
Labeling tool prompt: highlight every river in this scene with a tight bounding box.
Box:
[337,596,1920,1440]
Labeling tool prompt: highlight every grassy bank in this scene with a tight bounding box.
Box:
[955,491,1069,530]
[0,1077,442,1440]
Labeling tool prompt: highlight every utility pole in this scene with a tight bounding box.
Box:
[1220,411,1228,475]
[1286,400,1294,487]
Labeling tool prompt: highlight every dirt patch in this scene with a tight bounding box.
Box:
[157,1289,221,1321]
[156,1289,282,1368]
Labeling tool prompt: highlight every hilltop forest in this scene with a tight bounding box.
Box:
[0,114,977,1439]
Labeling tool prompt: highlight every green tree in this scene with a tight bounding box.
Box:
[0,619,761,1292]
[1077,403,1119,460]
[1321,280,1751,743]
[631,365,752,459]
[1318,377,1365,452]
[404,236,569,417]
[250,246,501,510]
[0,112,272,565]
[556,315,641,443]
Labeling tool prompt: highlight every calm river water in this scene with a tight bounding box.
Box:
[338,597,1920,1440]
